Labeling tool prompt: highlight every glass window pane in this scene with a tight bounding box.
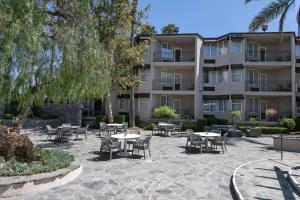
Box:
[232,69,241,82]
[231,41,241,53]
[139,99,149,110]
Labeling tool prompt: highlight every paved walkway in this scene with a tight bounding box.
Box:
[235,159,300,200]
[4,130,300,200]
[291,167,300,189]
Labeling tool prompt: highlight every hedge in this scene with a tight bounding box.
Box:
[238,126,288,134]
[144,123,154,130]
[113,115,125,123]
[196,119,207,131]
[182,122,199,131]
[96,115,106,124]
[293,118,300,131]
[217,118,228,125]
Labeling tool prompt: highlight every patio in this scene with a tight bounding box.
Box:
[6,129,300,200]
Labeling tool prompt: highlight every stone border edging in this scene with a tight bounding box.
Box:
[288,167,300,194]
[231,159,274,200]
[0,164,82,197]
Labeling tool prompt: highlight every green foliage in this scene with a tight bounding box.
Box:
[2,113,14,120]
[96,115,106,124]
[114,115,125,124]
[182,122,199,131]
[0,149,73,176]
[279,118,296,131]
[153,106,178,119]
[231,111,241,126]
[293,118,300,131]
[161,24,179,34]
[33,110,57,120]
[217,118,228,125]
[143,123,154,130]
[239,125,288,134]
[203,115,227,125]
[140,23,157,35]
[196,119,207,131]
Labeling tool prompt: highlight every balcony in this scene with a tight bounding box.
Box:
[245,50,291,62]
[245,80,291,92]
[152,79,195,91]
[152,52,195,63]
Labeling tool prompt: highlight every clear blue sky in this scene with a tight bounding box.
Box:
[140,0,299,37]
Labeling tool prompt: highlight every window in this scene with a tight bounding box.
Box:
[204,72,209,83]
[231,40,242,53]
[160,69,173,84]
[218,100,225,112]
[248,97,258,113]
[296,45,300,57]
[161,43,173,59]
[297,101,300,113]
[119,99,128,110]
[160,95,171,106]
[231,99,242,112]
[248,69,258,84]
[203,100,217,112]
[140,72,151,82]
[204,43,217,57]
[218,40,228,55]
[247,42,258,58]
[217,70,224,84]
[232,69,242,83]
[139,99,149,111]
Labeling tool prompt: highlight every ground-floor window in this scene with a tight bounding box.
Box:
[203,100,227,112]
[231,99,242,112]
[139,98,149,111]
[248,97,258,113]
[119,99,128,111]
[297,101,300,114]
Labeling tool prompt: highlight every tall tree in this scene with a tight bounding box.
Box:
[140,23,157,35]
[0,0,112,128]
[246,0,299,32]
[161,24,179,34]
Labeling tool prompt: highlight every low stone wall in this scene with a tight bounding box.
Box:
[0,164,82,197]
[0,119,62,129]
[273,136,300,152]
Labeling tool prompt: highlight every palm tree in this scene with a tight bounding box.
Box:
[140,23,157,35]
[246,0,299,32]
[161,24,179,34]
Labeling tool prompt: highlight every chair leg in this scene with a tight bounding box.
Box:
[110,150,112,161]
[143,149,146,159]
[224,142,227,151]
[221,144,225,154]
[148,148,151,157]
[200,144,202,154]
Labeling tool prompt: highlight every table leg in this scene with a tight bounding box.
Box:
[117,138,131,157]
[124,138,127,154]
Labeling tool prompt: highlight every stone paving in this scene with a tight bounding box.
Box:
[291,166,300,188]
[4,130,300,200]
[235,159,300,200]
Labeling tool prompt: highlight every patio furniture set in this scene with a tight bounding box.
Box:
[46,124,89,142]
[99,122,152,160]
[186,129,228,154]
[152,122,183,136]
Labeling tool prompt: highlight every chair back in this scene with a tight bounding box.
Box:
[204,126,212,132]
[85,124,90,130]
[122,122,128,129]
[62,123,71,127]
[46,125,52,131]
[186,129,194,136]
[211,129,221,134]
[144,135,152,148]
[101,137,113,145]
[129,130,140,135]
[190,133,202,142]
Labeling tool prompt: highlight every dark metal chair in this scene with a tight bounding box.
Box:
[132,135,152,159]
[152,124,160,135]
[188,134,207,154]
[116,122,128,133]
[210,133,228,153]
[99,137,121,161]
[76,124,89,140]
[174,122,183,135]
[127,130,141,149]
[185,129,194,149]
[46,125,58,140]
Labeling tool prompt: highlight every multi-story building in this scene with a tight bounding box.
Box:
[109,31,300,122]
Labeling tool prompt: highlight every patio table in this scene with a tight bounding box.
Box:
[158,122,175,136]
[194,132,221,152]
[107,123,123,134]
[111,133,140,157]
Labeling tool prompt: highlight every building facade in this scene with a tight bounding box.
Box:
[87,32,300,122]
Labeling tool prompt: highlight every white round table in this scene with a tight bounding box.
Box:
[194,132,221,138]
[158,122,175,136]
[111,133,140,157]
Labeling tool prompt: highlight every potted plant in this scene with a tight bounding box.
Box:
[265,108,277,122]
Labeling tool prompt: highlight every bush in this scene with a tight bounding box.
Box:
[204,116,218,126]
[38,113,58,120]
[96,115,106,124]
[0,149,73,176]
[2,113,14,120]
[113,115,125,123]
[261,126,288,134]
[153,106,178,119]
[182,122,199,131]
[144,123,154,130]
[217,118,228,125]
[294,118,300,131]
[279,118,296,131]
[196,119,207,131]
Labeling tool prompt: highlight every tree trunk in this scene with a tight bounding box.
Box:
[12,106,31,131]
[105,91,113,123]
[129,0,138,128]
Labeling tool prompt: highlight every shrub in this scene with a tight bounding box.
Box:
[231,111,241,126]
[204,115,217,126]
[143,123,154,130]
[135,116,140,126]
[294,118,300,131]
[217,118,228,125]
[0,149,73,176]
[279,118,296,131]
[261,126,288,134]
[182,122,199,131]
[2,113,14,120]
[153,106,178,119]
[196,119,207,131]
[96,115,106,124]
[113,115,125,123]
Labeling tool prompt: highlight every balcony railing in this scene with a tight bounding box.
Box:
[245,111,292,121]
[245,50,291,62]
[152,79,195,91]
[152,52,195,62]
[245,80,291,92]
